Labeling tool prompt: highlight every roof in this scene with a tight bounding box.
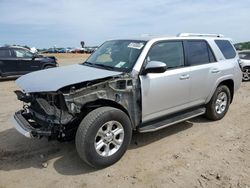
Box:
[0,45,29,50]
[112,33,231,42]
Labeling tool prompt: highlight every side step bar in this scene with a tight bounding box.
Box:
[138,107,206,133]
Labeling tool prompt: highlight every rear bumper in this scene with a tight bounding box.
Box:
[11,111,33,138]
[11,110,52,138]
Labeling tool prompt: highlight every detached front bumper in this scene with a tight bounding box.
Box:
[11,110,51,138]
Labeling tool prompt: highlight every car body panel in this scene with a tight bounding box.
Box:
[140,67,191,122]
[16,64,122,93]
[0,57,20,76]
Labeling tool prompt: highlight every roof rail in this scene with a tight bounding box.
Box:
[177,33,224,38]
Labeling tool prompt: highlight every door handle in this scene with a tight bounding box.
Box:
[211,68,220,73]
[179,74,190,80]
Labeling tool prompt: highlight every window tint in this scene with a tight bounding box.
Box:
[239,52,250,60]
[147,41,184,69]
[215,40,236,59]
[208,47,216,62]
[186,41,212,65]
[14,49,33,58]
[0,49,12,58]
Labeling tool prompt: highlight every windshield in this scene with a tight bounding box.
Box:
[83,40,146,72]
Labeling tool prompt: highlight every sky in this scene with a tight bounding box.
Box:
[0,0,250,48]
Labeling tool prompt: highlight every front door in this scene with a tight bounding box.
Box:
[13,48,39,75]
[140,41,191,123]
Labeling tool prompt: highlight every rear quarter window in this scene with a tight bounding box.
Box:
[215,40,236,59]
[0,49,12,58]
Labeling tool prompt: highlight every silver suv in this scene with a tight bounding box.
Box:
[12,33,242,168]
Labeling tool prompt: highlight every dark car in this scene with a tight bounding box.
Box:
[0,46,58,78]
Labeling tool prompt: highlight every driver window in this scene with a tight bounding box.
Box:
[147,41,184,69]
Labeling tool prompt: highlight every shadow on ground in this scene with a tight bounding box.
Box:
[0,77,18,82]
[0,118,200,175]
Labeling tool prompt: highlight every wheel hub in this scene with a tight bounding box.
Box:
[215,92,228,114]
[104,132,114,143]
[94,121,124,157]
[242,68,250,81]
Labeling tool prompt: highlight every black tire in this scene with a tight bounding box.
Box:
[205,85,231,121]
[75,107,132,168]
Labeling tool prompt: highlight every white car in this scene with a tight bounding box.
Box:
[239,51,250,81]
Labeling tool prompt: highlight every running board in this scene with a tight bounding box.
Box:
[138,107,206,133]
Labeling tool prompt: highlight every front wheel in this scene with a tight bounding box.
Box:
[75,107,132,168]
[205,85,231,121]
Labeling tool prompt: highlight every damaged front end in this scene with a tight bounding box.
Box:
[13,90,76,140]
[13,75,141,141]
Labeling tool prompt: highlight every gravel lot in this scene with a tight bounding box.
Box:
[0,54,250,188]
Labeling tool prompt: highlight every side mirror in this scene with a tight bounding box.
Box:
[32,54,40,60]
[142,61,167,75]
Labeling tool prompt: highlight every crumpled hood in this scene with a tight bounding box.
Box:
[16,64,122,93]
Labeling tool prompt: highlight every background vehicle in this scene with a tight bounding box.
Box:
[0,46,57,78]
[239,51,250,81]
[12,33,242,168]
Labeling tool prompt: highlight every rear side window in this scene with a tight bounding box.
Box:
[0,49,12,58]
[186,41,215,66]
[147,41,184,69]
[239,52,250,60]
[215,40,236,59]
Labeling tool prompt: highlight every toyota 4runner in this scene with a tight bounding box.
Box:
[12,33,242,168]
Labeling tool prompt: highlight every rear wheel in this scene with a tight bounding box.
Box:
[75,107,132,168]
[205,85,231,121]
[242,67,250,81]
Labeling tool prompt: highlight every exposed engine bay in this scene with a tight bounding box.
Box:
[14,75,141,141]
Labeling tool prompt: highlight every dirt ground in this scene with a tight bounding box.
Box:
[1,54,250,188]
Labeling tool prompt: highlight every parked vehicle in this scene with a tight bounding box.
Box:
[238,51,250,81]
[12,33,242,168]
[0,46,57,78]
[43,48,59,53]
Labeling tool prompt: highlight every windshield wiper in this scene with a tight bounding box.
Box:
[83,61,116,70]
[94,63,115,70]
[83,61,94,65]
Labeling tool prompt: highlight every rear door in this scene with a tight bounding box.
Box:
[0,49,20,76]
[140,40,191,122]
[184,40,220,105]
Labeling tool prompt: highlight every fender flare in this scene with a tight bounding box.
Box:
[81,99,135,129]
[42,63,56,69]
[205,75,234,104]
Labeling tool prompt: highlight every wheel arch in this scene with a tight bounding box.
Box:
[242,65,250,70]
[219,79,234,103]
[42,63,56,69]
[79,99,134,128]
[206,78,234,104]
